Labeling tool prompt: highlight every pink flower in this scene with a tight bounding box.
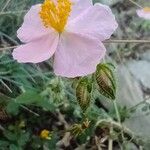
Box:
[12,0,118,78]
[137,7,150,20]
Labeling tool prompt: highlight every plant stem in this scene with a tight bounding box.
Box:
[0,46,18,51]
[113,100,125,143]
[108,138,113,150]
[129,98,150,112]
[108,125,113,150]
[113,101,121,123]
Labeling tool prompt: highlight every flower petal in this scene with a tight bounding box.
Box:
[13,33,59,63]
[67,3,118,41]
[54,32,106,78]
[137,9,150,20]
[69,0,92,20]
[17,4,52,43]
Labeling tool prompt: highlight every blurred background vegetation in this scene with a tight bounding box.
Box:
[0,0,150,149]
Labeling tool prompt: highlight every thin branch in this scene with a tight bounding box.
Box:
[108,125,113,150]
[129,98,150,112]
[0,39,150,51]
[128,0,142,8]
[104,39,150,44]
[96,119,144,147]
[108,138,113,150]
[21,105,40,117]
[0,46,18,51]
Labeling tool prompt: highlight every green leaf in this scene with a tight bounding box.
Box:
[0,140,9,147]
[9,144,20,150]
[0,92,11,106]
[6,100,20,115]
[36,99,56,111]
[15,91,43,105]
[3,130,17,141]
[18,132,30,146]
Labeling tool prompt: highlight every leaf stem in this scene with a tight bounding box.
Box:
[113,100,125,143]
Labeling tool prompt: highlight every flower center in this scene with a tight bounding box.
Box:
[143,7,150,13]
[39,0,72,33]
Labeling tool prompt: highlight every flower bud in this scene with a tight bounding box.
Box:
[95,63,116,100]
[70,118,91,136]
[76,77,92,112]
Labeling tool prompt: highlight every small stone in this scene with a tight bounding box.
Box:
[141,50,150,62]
[127,60,150,89]
[117,65,150,137]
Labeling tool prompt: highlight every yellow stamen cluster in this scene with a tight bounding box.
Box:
[39,0,72,33]
[143,7,150,13]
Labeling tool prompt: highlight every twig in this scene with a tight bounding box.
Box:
[56,109,69,129]
[0,46,18,51]
[96,119,144,147]
[108,125,113,150]
[21,105,40,117]
[108,138,113,150]
[129,98,150,112]
[56,110,71,147]
[128,0,142,8]
[0,79,12,93]
[0,39,150,51]
[95,136,103,150]
[104,39,150,44]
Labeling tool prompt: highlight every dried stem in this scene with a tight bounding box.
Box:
[0,46,18,51]
[21,105,40,117]
[108,138,113,150]
[104,39,150,44]
[96,119,144,147]
[128,0,142,8]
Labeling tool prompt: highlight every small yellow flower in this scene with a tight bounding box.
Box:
[40,129,52,140]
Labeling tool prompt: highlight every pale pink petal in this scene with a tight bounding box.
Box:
[137,9,150,20]
[69,0,92,20]
[17,4,53,43]
[67,3,118,41]
[54,32,106,78]
[13,33,59,63]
